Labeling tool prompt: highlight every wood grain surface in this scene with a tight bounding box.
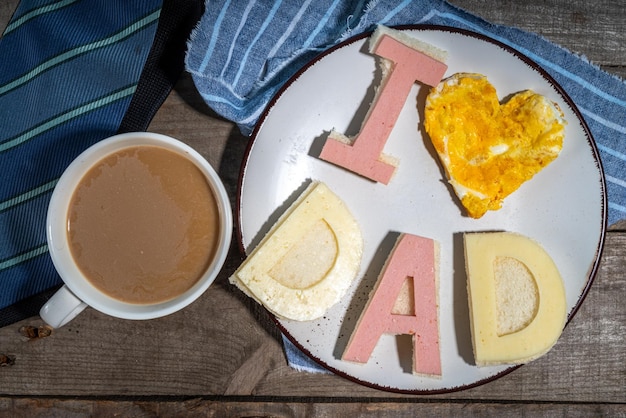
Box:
[1,0,624,416]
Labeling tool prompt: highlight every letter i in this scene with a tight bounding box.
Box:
[320,33,447,184]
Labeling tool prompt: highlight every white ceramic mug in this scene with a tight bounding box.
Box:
[40,132,232,328]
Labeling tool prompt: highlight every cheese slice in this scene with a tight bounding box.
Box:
[230,182,363,321]
[464,232,566,366]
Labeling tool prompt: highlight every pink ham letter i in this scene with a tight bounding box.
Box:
[319,34,447,184]
[342,233,441,376]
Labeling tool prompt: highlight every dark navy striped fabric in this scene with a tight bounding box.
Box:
[0,0,162,315]
[186,0,626,226]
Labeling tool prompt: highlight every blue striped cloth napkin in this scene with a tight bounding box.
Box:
[0,0,202,327]
[185,0,625,372]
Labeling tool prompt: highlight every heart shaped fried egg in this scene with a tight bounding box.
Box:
[424,73,566,218]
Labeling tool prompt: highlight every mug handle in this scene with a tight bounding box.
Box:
[39,285,87,328]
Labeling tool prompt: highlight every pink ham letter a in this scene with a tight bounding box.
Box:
[319,34,447,184]
[342,234,441,376]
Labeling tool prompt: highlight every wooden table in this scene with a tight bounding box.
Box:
[1,1,624,416]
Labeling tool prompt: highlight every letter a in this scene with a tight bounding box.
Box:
[342,233,441,376]
[319,27,448,184]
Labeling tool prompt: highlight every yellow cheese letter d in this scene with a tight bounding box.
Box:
[464,232,567,366]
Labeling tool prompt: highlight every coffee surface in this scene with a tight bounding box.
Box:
[68,145,220,304]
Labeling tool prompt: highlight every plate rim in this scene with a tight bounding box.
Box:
[235,24,608,394]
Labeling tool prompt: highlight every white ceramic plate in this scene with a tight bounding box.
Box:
[237,26,606,393]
